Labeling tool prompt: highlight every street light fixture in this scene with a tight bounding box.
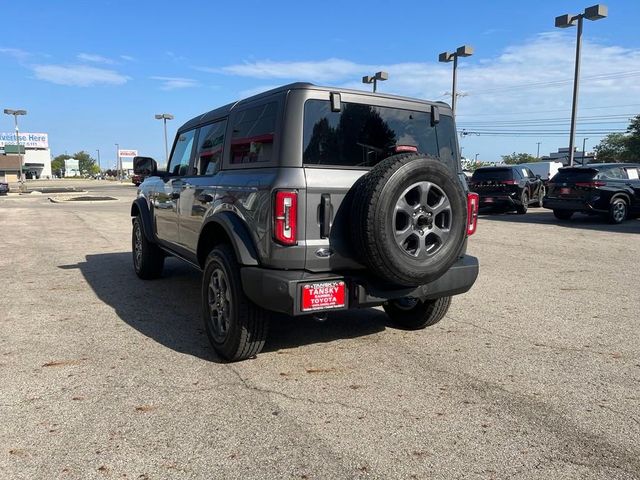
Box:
[155,113,174,163]
[362,71,388,93]
[555,4,608,166]
[438,45,473,115]
[3,108,27,182]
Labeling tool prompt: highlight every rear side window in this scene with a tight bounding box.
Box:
[302,100,459,170]
[471,168,513,181]
[625,167,639,180]
[195,120,227,175]
[229,102,277,165]
[598,166,627,180]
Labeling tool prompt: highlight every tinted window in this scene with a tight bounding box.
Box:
[195,120,227,175]
[229,102,277,165]
[167,130,196,176]
[303,100,458,169]
[471,168,513,181]
[551,168,597,183]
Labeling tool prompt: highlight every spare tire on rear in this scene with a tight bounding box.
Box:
[350,153,467,287]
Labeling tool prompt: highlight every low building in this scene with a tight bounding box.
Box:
[0,132,52,181]
[542,147,594,166]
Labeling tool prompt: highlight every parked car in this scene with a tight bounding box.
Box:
[468,165,545,214]
[543,163,640,223]
[131,173,146,186]
[130,82,480,361]
[518,161,564,184]
[0,181,8,195]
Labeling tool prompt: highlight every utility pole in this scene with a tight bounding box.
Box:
[582,137,589,165]
[96,149,101,172]
[536,142,541,159]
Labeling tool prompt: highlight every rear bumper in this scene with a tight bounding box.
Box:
[478,194,518,209]
[543,197,605,213]
[240,255,479,316]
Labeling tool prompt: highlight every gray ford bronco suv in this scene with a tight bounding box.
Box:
[131,83,480,361]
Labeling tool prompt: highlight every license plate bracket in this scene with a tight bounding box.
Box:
[301,281,346,312]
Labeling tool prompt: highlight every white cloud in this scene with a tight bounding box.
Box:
[151,76,199,90]
[237,84,281,98]
[77,53,114,64]
[206,32,640,158]
[120,55,135,62]
[32,64,130,86]
[0,47,31,61]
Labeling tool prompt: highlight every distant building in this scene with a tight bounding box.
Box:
[0,132,52,182]
[541,147,594,166]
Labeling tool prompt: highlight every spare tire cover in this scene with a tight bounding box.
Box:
[350,153,467,286]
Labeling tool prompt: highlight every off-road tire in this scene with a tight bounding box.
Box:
[132,216,164,279]
[384,296,452,329]
[553,209,573,220]
[202,245,268,361]
[608,198,628,224]
[350,153,467,287]
[516,192,529,214]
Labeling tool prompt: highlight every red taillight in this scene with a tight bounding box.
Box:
[575,181,606,188]
[466,192,479,236]
[502,179,518,185]
[273,190,298,245]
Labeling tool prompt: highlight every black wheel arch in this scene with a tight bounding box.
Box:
[131,198,155,243]
[610,192,631,205]
[197,212,260,268]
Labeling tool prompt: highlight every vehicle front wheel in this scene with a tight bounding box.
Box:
[553,209,573,220]
[383,296,452,330]
[608,198,628,224]
[202,245,269,361]
[132,216,164,279]
[516,192,529,214]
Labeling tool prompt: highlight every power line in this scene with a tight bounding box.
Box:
[456,104,640,118]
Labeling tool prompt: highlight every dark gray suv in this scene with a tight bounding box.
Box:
[131,83,479,361]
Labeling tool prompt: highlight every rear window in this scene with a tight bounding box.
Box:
[551,168,597,183]
[471,168,513,181]
[302,100,458,170]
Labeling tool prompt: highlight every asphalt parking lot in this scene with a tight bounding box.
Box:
[1,180,639,480]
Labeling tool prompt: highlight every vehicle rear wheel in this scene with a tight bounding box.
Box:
[536,186,545,208]
[516,192,529,214]
[553,209,573,220]
[350,153,467,287]
[132,216,164,279]
[384,296,452,329]
[202,245,269,361]
[608,198,628,224]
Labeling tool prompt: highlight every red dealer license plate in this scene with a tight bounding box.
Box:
[301,281,346,312]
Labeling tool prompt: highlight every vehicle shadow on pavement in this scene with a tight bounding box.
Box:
[60,253,387,361]
[479,210,640,234]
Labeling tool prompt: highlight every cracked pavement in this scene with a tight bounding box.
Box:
[1,180,639,479]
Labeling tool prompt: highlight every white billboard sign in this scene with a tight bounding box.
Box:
[118,149,138,158]
[0,132,49,149]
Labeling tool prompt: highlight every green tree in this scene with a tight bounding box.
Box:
[501,152,537,165]
[51,154,71,177]
[594,133,629,162]
[594,114,640,162]
[73,150,100,175]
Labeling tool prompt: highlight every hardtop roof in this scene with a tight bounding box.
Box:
[177,82,451,132]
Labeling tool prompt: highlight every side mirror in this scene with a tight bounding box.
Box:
[133,156,157,176]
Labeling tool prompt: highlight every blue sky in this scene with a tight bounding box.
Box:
[1,0,639,167]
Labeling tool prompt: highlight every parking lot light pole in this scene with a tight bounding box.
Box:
[362,71,388,93]
[582,137,589,165]
[155,113,174,163]
[3,109,27,182]
[96,149,101,172]
[439,45,473,115]
[115,143,120,180]
[555,4,608,166]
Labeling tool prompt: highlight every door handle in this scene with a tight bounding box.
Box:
[197,193,214,203]
[320,194,332,238]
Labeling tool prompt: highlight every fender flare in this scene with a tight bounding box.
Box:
[198,212,260,267]
[610,192,631,205]
[131,198,155,242]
